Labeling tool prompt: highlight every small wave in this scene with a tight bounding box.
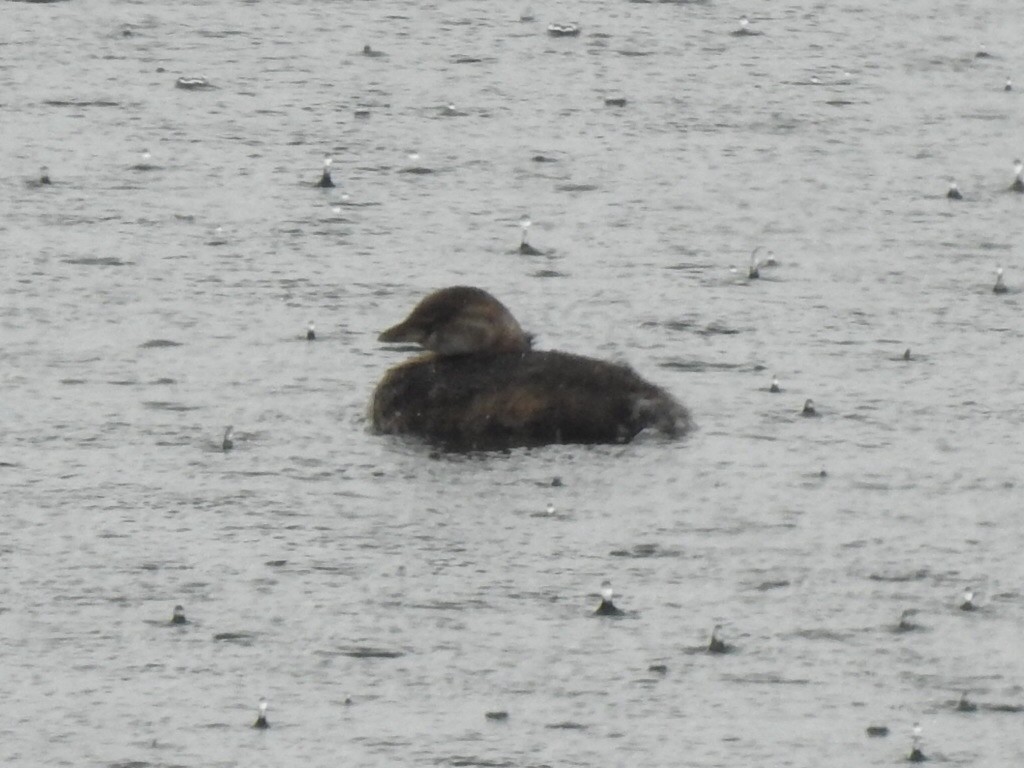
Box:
[331,646,405,659]
[981,703,1024,713]
[63,256,131,266]
[754,579,790,591]
[555,183,599,192]
[721,673,810,685]
[698,322,742,336]
[212,631,258,644]
[43,98,119,106]
[657,319,695,332]
[140,339,182,348]
[197,29,246,38]
[660,359,747,372]
[609,543,683,558]
[869,569,930,582]
[789,628,851,642]
[142,401,199,412]
[175,76,216,90]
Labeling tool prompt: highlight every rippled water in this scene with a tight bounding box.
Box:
[3,0,1024,765]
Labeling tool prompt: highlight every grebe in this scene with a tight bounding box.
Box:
[372,287,689,450]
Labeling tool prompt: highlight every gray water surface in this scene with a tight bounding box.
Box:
[2,0,1023,765]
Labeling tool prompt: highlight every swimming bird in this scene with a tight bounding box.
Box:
[1011,160,1024,192]
[518,215,543,255]
[594,580,624,616]
[801,399,818,417]
[707,624,729,653]
[39,166,52,185]
[171,605,187,625]
[993,268,1008,294]
[769,375,781,393]
[1005,76,1013,91]
[903,348,911,361]
[604,97,627,107]
[959,587,977,611]
[253,698,270,729]
[316,157,335,188]
[306,322,316,341]
[222,426,234,451]
[545,502,555,515]
[372,287,689,449]
[362,44,385,57]
[441,103,467,117]
[946,182,962,199]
